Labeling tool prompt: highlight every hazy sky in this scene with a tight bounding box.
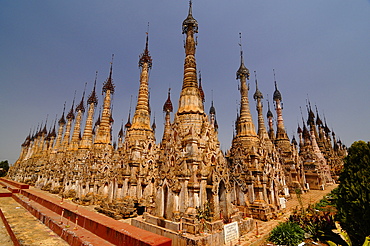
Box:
[1,1,369,164]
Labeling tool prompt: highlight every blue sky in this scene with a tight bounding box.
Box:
[1,1,369,164]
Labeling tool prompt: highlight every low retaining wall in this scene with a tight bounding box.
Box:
[12,194,93,246]
[132,215,225,246]
[18,188,171,246]
[0,208,20,246]
[0,178,29,189]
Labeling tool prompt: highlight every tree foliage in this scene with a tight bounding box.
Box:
[0,160,9,177]
[336,141,370,246]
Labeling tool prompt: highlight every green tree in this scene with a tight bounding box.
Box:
[0,160,10,177]
[336,141,370,246]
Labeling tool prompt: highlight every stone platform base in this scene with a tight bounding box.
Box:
[132,213,255,246]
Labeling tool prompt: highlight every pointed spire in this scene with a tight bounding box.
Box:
[87,71,99,106]
[177,1,204,116]
[315,105,323,126]
[58,102,66,125]
[118,121,124,138]
[234,33,257,141]
[236,33,250,80]
[273,72,290,144]
[45,124,52,141]
[306,100,315,126]
[323,115,331,135]
[297,124,303,134]
[42,115,48,135]
[50,116,57,138]
[266,99,273,118]
[66,91,76,120]
[209,90,215,115]
[37,121,43,137]
[125,96,132,128]
[291,135,298,146]
[76,82,87,113]
[152,115,156,131]
[253,71,263,100]
[163,88,173,113]
[209,100,218,130]
[300,107,310,140]
[209,100,216,115]
[253,72,271,146]
[198,70,205,102]
[102,54,115,94]
[182,0,198,34]
[130,32,153,131]
[273,69,282,101]
[139,29,152,68]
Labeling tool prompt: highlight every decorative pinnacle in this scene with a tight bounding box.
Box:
[50,115,57,137]
[306,99,315,126]
[76,82,87,113]
[88,71,98,106]
[253,71,263,100]
[209,100,216,115]
[182,0,198,34]
[66,91,76,120]
[118,120,124,138]
[58,102,66,125]
[266,97,273,118]
[102,54,115,94]
[236,33,250,80]
[95,108,101,126]
[139,29,152,68]
[152,115,156,130]
[42,115,48,134]
[198,70,205,102]
[125,95,132,128]
[273,69,282,101]
[315,105,323,126]
[163,88,173,113]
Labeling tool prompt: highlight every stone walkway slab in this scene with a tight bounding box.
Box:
[0,197,69,246]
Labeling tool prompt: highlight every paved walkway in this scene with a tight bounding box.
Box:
[0,196,70,246]
[0,187,16,246]
[0,206,13,246]
[236,184,338,246]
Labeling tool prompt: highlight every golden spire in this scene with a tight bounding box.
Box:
[253,71,272,149]
[235,33,257,141]
[71,86,86,150]
[94,56,114,146]
[273,69,289,142]
[177,0,204,115]
[131,32,152,131]
[80,73,98,149]
[162,88,173,145]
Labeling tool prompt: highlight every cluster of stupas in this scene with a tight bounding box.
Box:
[9,1,346,240]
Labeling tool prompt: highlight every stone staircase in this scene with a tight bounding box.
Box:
[0,178,171,246]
